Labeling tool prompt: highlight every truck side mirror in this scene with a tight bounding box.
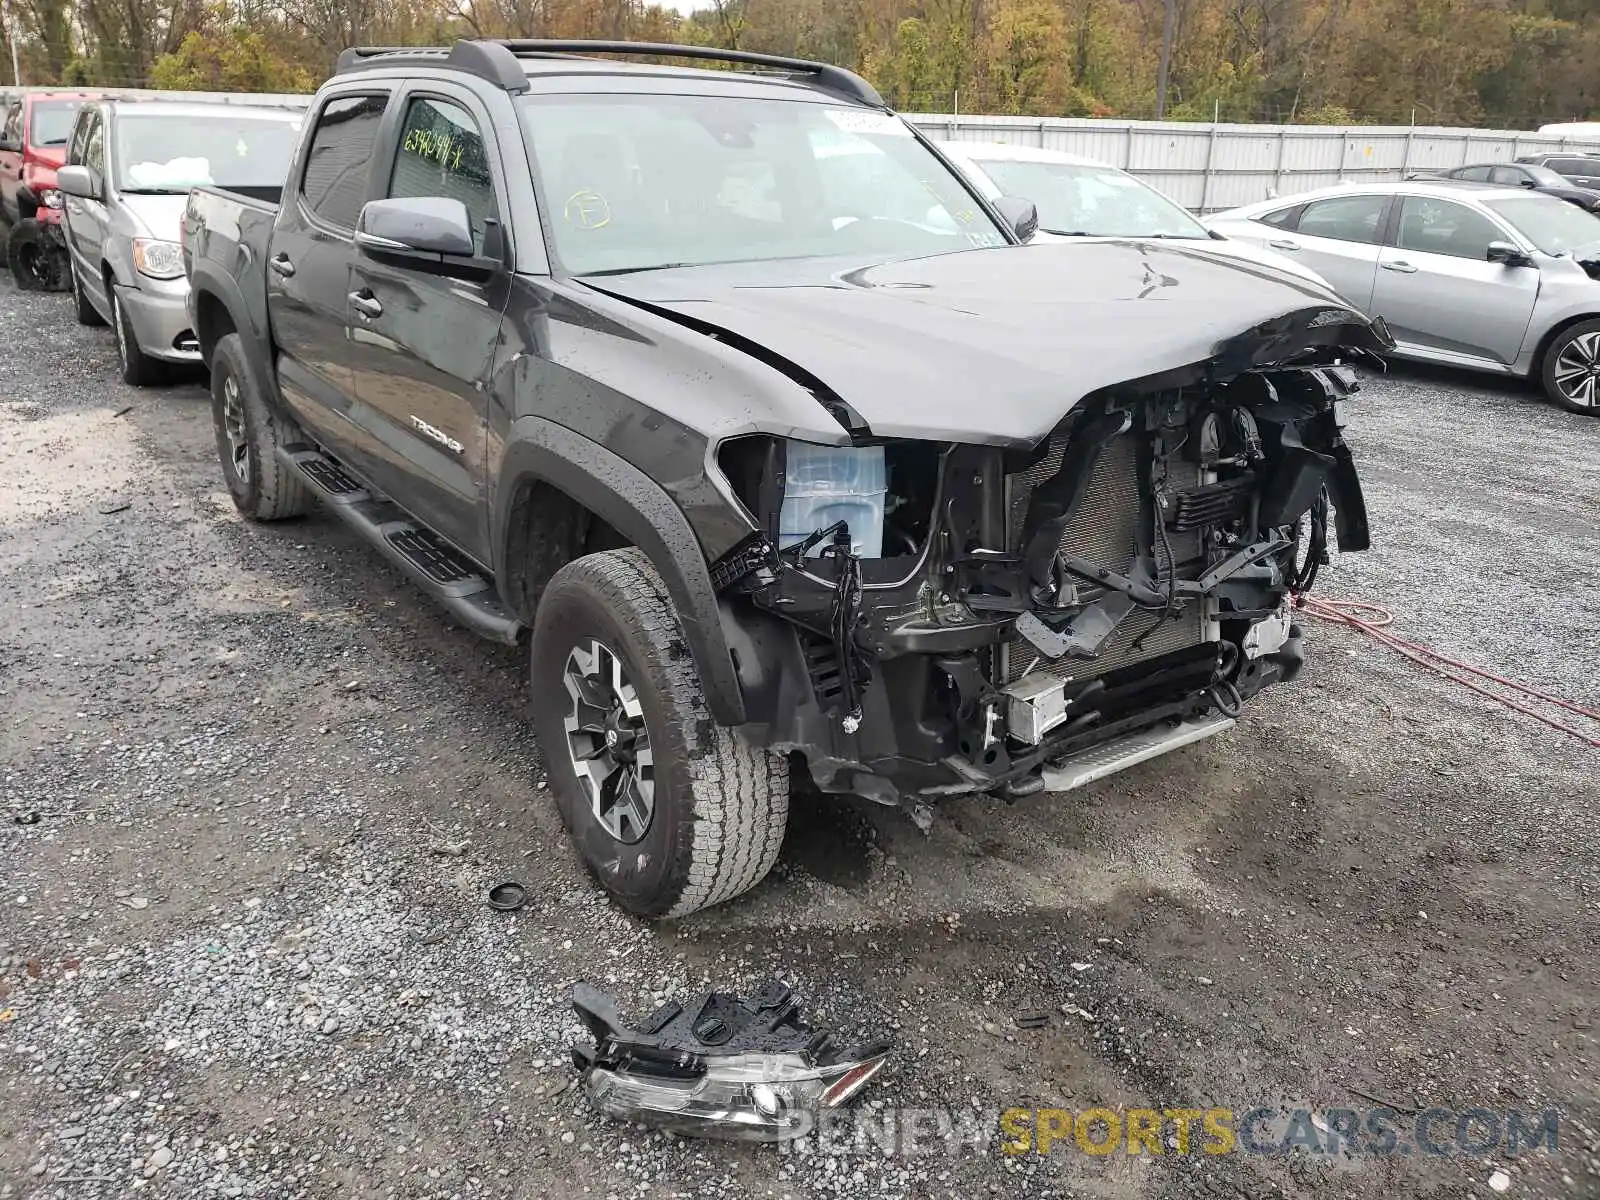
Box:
[57,165,101,201]
[992,195,1039,244]
[356,196,475,258]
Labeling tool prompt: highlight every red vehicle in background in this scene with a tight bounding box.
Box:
[0,91,97,289]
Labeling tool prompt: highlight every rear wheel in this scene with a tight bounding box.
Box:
[210,332,309,521]
[1541,320,1600,416]
[531,547,788,918]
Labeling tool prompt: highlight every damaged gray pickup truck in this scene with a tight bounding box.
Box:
[182,39,1392,919]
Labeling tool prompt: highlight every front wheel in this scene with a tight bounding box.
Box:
[111,290,161,386]
[531,547,789,919]
[9,222,64,291]
[1541,320,1600,416]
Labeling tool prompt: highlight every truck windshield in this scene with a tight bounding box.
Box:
[30,101,84,147]
[114,112,302,194]
[967,157,1207,238]
[517,94,1005,274]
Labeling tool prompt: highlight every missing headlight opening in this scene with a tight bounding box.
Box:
[712,357,1371,811]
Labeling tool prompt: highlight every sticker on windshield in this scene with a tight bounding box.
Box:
[824,110,911,136]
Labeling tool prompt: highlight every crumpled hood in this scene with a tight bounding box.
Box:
[582,241,1387,446]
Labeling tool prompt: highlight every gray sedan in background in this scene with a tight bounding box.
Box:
[56,98,302,385]
[1206,180,1600,414]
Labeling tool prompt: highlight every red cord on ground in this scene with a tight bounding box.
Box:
[1293,595,1600,749]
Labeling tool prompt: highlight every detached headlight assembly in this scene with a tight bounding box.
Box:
[572,979,890,1142]
[40,188,63,210]
[132,238,184,280]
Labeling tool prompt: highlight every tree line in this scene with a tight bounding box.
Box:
[3,0,1597,127]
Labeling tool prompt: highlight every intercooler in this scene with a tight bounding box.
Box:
[1002,434,1205,683]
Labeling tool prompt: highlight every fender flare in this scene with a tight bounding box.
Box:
[188,262,262,362]
[495,417,747,727]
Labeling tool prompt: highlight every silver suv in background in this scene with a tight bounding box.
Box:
[1206,180,1600,415]
[56,98,304,384]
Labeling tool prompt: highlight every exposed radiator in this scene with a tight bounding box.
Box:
[1003,433,1205,683]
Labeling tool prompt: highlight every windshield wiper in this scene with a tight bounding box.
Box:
[581,262,700,277]
[1041,228,1096,237]
[120,187,192,195]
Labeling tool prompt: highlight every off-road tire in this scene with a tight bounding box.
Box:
[1541,319,1600,416]
[111,289,161,386]
[71,264,105,326]
[531,547,789,919]
[210,332,309,521]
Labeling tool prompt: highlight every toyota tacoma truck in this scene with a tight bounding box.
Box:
[183,39,1391,919]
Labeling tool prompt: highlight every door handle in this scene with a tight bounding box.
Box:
[1268,239,1301,251]
[1380,261,1418,273]
[268,253,295,278]
[348,290,383,319]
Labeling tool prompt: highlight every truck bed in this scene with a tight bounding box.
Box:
[182,185,282,371]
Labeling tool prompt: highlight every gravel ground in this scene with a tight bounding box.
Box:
[1,276,1597,1200]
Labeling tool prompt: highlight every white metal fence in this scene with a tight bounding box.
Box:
[906,113,1600,213]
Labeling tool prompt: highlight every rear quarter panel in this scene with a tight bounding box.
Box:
[184,188,280,381]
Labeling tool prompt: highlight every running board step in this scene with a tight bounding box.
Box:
[279,448,524,646]
[1040,713,1235,792]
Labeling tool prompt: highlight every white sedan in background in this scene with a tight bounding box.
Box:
[937,140,1337,290]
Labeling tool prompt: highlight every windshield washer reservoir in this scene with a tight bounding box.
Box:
[778,443,886,559]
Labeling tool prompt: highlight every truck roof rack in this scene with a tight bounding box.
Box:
[335,39,885,108]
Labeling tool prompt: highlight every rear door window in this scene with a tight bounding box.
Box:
[301,93,390,231]
[1257,204,1301,230]
[1452,166,1491,182]
[1295,194,1387,243]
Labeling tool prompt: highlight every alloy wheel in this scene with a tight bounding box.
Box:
[220,374,250,484]
[561,638,655,844]
[1553,331,1600,409]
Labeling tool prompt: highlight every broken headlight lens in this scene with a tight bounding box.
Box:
[583,1047,888,1141]
[571,979,890,1142]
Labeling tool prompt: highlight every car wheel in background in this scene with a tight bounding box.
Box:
[530,546,790,919]
[111,289,161,386]
[1542,319,1600,416]
[9,222,63,291]
[71,264,105,326]
[210,332,309,521]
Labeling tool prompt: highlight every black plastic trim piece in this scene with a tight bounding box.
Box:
[281,448,524,645]
[336,42,531,93]
[491,40,883,107]
[494,418,747,726]
[335,39,883,107]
